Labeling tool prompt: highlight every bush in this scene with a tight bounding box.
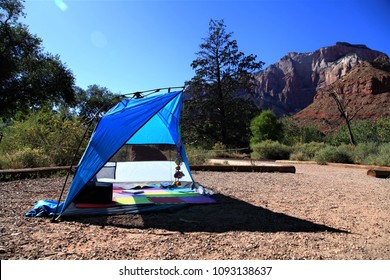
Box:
[185,146,214,165]
[290,142,327,161]
[0,107,87,169]
[251,140,292,160]
[327,119,388,145]
[0,148,49,169]
[353,142,379,165]
[374,143,390,167]
[314,144,354,164]
[212,141,229,158]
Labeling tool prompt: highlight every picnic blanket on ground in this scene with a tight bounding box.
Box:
[25,184,217,216]
[75,185,217,209]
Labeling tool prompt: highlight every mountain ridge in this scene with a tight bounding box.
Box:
[293,60,390,133]
[252,42,389,117]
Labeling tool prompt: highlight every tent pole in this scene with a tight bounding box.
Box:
[122,86,185,98]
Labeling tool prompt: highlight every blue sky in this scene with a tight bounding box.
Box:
[22,0,390,94]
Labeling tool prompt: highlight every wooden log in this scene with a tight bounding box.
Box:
[190,165,296,173]
[367,169,390,179]
[0,164,296,182]
[0,166,72,181]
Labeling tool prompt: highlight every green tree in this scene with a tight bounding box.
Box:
[0,0,75,119]
[184,19,263,148]
[74,85,117,121]
[278,117,300,145]
[250,110,283,144]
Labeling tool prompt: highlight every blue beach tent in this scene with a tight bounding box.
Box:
[58,89,201,217]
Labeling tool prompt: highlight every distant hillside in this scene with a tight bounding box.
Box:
[293,60,390,133]
[251,42,389,117]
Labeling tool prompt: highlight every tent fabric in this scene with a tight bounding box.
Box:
[26,200,64,217]
[96,161,192,183]
[60,90,191,216]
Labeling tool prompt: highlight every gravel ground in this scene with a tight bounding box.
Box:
[0,163,389,260]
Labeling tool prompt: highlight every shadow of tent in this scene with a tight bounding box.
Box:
[65,193,348,234]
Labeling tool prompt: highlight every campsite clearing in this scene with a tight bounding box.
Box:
[0,163,389,260]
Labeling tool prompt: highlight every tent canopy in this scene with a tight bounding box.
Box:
[59,90,194,216]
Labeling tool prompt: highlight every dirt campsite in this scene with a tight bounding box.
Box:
[0,162,389,260]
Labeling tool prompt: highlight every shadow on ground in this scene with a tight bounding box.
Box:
[64,193,348,234]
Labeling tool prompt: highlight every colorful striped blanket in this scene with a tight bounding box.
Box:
[75,185,216,208]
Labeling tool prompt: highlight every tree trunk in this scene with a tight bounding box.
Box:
[330,91,356,145]
[215,50,227,145]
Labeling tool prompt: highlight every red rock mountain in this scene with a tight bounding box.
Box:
[252,42,389,117]
[293,61,390,133]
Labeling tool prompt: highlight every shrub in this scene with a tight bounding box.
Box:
[212,141,229,158]
[251,140,292,160]
[374,143,390,167]
[185,146,213,165]
[353,142,379,165]
[290,142,327,161]
[1,148,49,169]
[0,107,87,169]
[314,144,354,164]
[327,119,385,145]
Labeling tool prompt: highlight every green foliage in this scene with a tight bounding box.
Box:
[250,110,283,144]
[375,117,390,143]
[314,144,354,165]
[298,126,324,143]
[2,147,49,169]
[0,0,75,119]
[183,19,263,148]
[289,141,389,167]
[278,117,300,145]
[290,142,327,161]
[0,107,86,168]
[327,119,388,145]
[251,140,292,160]
[347,142,390,167]
[74,85,117,121]
[375,143,390,167]
[279,117,324,145]
[212,141,229,158]
[184,146,214,166]
[353,142,379,165]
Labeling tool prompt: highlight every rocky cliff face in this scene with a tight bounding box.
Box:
[293,61,390,133]
[252,42,389,116]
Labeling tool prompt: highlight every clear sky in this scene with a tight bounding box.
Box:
[22,0,390,94]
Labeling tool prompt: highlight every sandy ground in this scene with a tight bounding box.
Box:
[0,163,389,260]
